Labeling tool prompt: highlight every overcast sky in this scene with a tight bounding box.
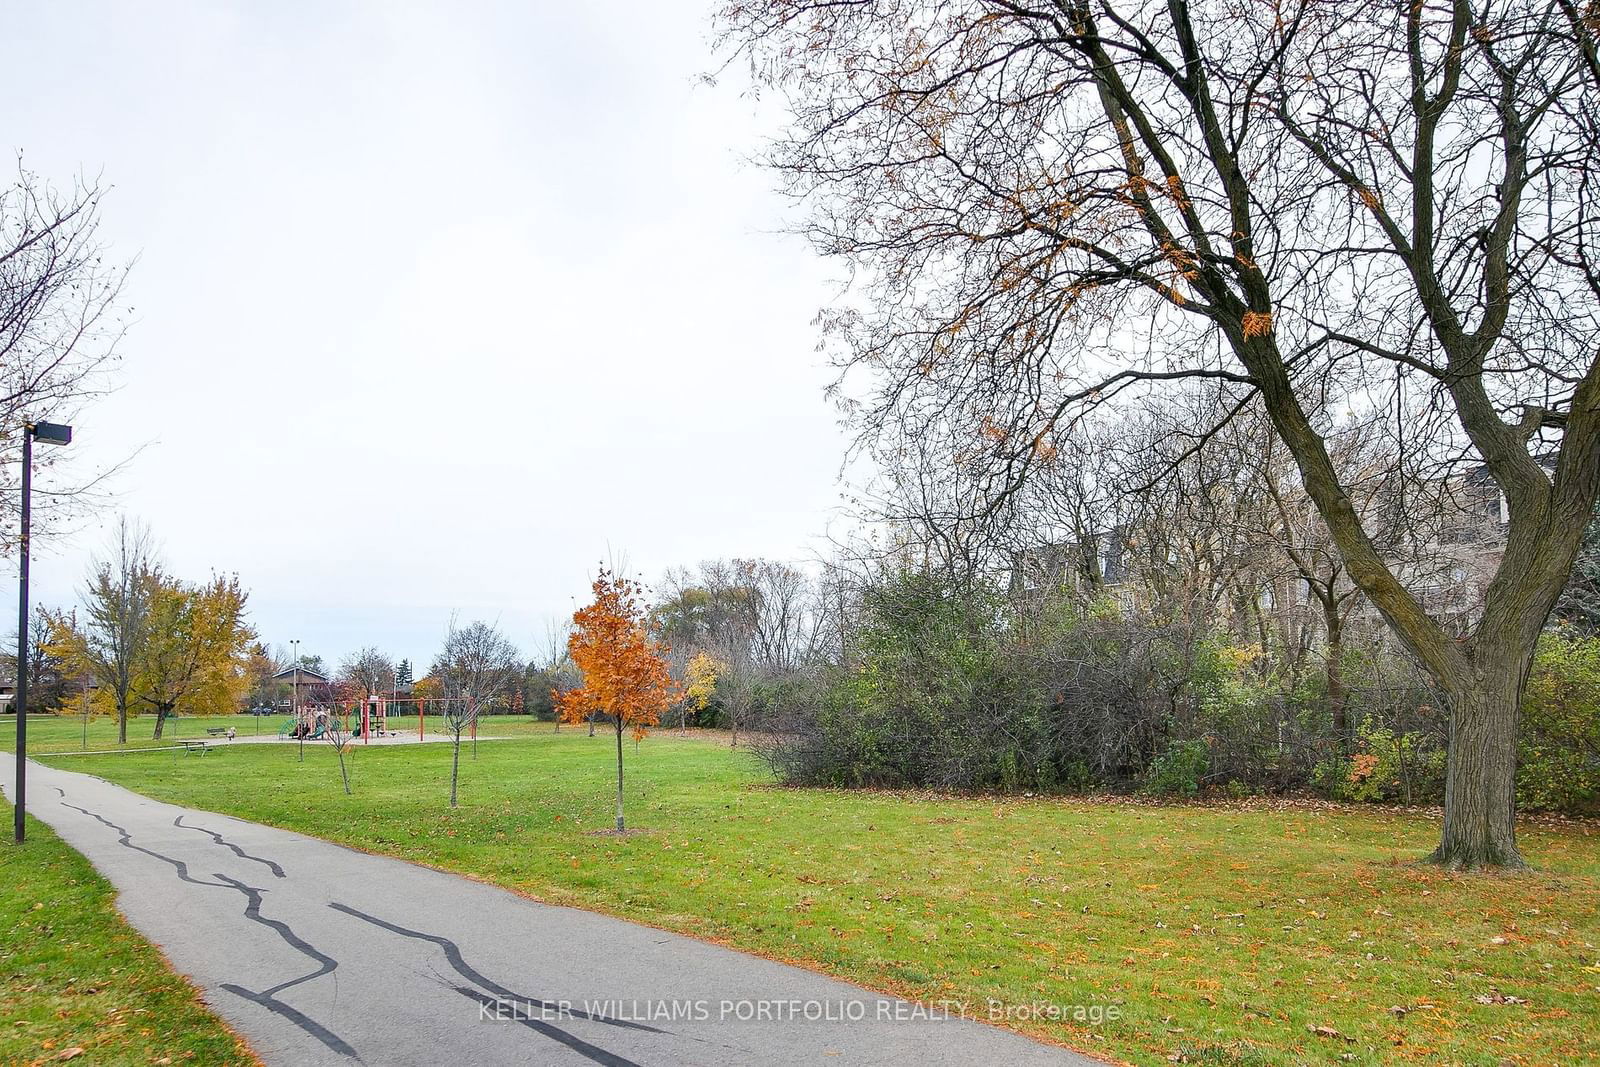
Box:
[3,1,850,671]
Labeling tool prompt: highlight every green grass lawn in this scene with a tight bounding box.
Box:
[27,729,1600,1066]
[13,711,308,754]
[13,711,563,755]
[1,800,257,1066]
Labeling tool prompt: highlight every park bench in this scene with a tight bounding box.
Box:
[178,739,211,756]
[205,728,229,737]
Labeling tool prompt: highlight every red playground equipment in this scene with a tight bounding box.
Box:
[354,694,390,738]
[284,694,392,741]
[281,693,476,743]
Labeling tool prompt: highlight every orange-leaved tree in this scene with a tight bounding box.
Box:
[558,566,680,831]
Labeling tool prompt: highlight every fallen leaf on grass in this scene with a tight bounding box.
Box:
[1307,1024,1354,1042]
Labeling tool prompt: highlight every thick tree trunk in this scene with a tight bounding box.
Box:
[151,705,171,740]
[1431,653,1528,869]
[117,701,127,745]
[614,719,626,832]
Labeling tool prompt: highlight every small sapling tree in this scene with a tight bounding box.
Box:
[433,619,520,808]
[322,688,359,796]
[559,567,681,831]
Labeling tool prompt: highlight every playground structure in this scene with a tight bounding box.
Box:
[282,694,392,741]
[281,693,480,743]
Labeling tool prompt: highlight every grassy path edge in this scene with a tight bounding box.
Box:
[1,799,261,1066]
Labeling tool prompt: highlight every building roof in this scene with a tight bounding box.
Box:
[271,665,329,683]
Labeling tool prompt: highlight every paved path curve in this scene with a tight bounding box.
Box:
[5,760,1100,1066]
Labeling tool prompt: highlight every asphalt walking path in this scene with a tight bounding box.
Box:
[4,759,1098,1066]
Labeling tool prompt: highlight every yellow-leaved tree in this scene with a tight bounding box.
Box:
[134,573,255,739]
[558,567,681,831]
[681,651,720,734]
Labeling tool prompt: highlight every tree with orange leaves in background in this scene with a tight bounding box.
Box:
[558,566,681,832]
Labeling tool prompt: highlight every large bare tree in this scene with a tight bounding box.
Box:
[338,646,396,698]
[1,161,131,550]
[651,558,822,744]
[720,0,1600,866]
[49,518,157,744]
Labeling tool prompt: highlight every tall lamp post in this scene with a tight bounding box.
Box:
[14,420,72,844]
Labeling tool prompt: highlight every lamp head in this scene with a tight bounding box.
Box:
[30,422,72,446]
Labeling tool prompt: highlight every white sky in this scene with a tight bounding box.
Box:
[3,1,850,671]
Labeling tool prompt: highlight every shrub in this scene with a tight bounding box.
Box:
[1141,739,1210,797]
[751,571,1600,814]
[1187,638,1307,793]
[1312,718,1446,805]
[756,570,1032,790]
[1519,632,1600,813]
[1309,756,1346,799]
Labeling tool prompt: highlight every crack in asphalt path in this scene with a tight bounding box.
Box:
[329,903,662,1034]
[217,983,359,1061]
[55,795,357,1060]
[331,903,767,1066]
[57,799,227,889]
[447,984,645,1067]
[175,815,287,879]
[331,903,661,1067]
[214,872,340,999]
